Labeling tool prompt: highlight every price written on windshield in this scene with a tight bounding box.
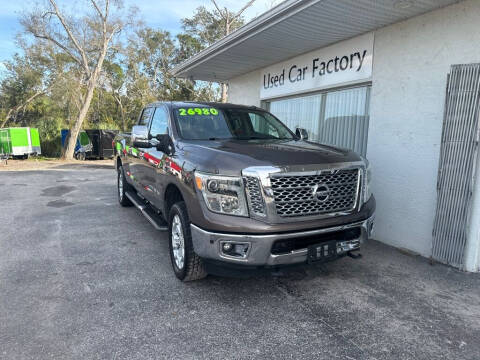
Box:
[178,108,219,116]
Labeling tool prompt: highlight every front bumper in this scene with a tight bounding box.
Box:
[190,215,375,267]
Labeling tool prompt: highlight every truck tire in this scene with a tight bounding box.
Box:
[168,202,207,281]
[117,165,133,207]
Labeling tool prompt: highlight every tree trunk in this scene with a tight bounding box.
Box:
[114,94,126,131]
[62,59,105,160]
[62,80,97,160]
[220,17,231,103]
[119,99,126,131]
[211,0,256,103]
[61,32,110,160]
[221,83,228,103]
[1,108,15,129]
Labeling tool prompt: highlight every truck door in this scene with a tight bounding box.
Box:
[128,106,154,195]
[142,105,171,208]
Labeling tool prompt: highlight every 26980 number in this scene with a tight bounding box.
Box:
[178,107,219,116]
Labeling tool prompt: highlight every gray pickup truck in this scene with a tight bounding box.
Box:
[114,101,375,281]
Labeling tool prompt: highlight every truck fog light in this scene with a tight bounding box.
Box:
[220,241,250,258]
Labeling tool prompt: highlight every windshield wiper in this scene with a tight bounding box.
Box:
[207,137,234,140]
[237,136,292,140]
[237,136,265,140]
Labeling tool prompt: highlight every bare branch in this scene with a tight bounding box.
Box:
[104,0,111,41]
[105,0,110,21]
[41,11,56,19]
[32,32,82,67]
[90,0,105,21]
[211,0,226,20]
[48,0,90,75]
[107,24,120,43]
[234,0,256,20]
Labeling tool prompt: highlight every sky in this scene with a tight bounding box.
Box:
[0,0,276,74]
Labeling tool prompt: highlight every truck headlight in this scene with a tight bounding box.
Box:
[195,172,248,217]
[363,157,372,202]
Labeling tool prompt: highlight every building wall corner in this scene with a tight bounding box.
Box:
[464,151,480,272]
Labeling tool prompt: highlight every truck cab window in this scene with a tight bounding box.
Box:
[139,107,153,126]
[249,113,262,132]
[150,107,169,136]
[249,113,278,137]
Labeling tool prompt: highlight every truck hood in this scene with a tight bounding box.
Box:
[180,139,361,175]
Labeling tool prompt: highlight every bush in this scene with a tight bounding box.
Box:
[40,134,62,157]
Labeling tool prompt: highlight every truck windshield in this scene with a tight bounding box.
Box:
[173,106,295,140]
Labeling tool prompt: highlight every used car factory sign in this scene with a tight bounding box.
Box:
[260,33,374,99]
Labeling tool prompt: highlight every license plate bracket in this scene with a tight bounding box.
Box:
[307,240,337,263]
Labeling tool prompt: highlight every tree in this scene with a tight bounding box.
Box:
[21,0,132,160]
[129,28,177,98]
[0,41,61,128]
[0,42,80,156]
[211,1,256,37]
[103,60,127,131]
[123,26,219,109]
[211,0,256,102]
[175,33,204,64]
[1,1,248,157]
[181,1,256,102]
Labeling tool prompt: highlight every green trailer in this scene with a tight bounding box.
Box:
[0,127,42,158]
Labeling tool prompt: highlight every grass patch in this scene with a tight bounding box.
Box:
[27,156,59,161]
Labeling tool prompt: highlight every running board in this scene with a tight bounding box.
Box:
[125,191,168,231]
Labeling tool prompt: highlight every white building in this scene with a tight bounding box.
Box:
[174,0,480,271]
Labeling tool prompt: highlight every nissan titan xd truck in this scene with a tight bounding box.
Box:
[114,102,375,281]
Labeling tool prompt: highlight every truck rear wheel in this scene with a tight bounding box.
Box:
[168,202,207,281]
[117,165,133,207]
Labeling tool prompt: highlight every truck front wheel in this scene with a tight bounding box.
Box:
[168,202,207,281]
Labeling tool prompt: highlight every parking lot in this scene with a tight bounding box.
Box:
[1,163,479,360]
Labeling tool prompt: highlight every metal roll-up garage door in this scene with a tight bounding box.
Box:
[432,63,480,268]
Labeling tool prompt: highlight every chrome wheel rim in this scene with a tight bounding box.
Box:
[171,214,185,269]
[118,170,123,199]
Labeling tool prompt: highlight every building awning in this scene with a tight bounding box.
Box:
[173,0,459,82]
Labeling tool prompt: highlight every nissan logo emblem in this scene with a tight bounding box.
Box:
[312,184,330,202]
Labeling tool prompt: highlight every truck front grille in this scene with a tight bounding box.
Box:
[244,176,266,216]
[270,169,360,217]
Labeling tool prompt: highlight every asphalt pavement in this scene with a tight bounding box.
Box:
[1,163,479,360]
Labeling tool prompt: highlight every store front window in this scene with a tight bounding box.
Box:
[268,85,371,155]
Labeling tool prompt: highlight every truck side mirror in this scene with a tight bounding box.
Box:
[131,125,152,148]
[155,134,174,155]
[295,127,309,141]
